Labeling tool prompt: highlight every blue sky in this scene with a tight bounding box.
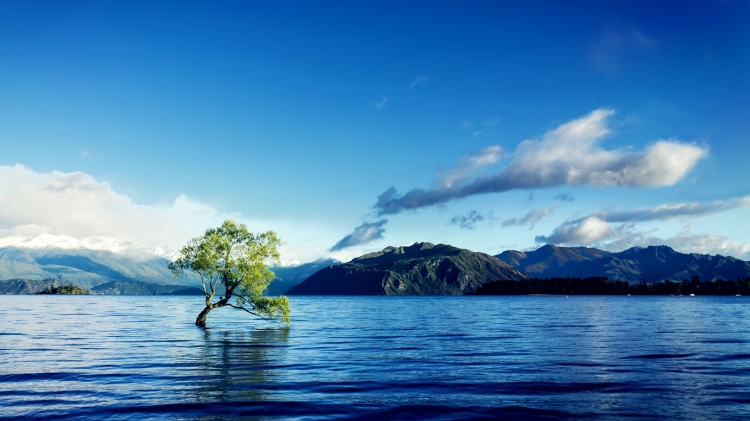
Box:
[1,0,748,263]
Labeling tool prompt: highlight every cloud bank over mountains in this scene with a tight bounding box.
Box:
[0,233,181,260]
[375,109,708,215]
[536,196,750,259]
[538,196,750,245]
[0,164,236,250]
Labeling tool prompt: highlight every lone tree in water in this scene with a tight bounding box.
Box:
[169,220,290,327]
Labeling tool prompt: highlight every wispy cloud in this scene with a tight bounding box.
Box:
[553,193,574,202]
[436,145,503,189]
[597,197,750,222]
[375,109,708,215]
[590,28,656,76]
[372,96,389,109]
[410,75,427,88]
[501,207,555,228]
[484,116,500,127]
[536,196,750,247]
[330,220,388,251]
[449,210,486,230]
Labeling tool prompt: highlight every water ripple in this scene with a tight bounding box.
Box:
[1,295,750,420]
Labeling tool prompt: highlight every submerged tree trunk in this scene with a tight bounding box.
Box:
[195,305,212,327]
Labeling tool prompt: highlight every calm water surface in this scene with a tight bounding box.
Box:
[1,295,750,420]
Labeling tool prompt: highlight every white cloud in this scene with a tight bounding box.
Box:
[410,76,427,88]
[375,109,708,214]
[0,164,378,264]
[538,196,750,246]
[593,224,750,260]
[662,232,750,260]
[373,96,388,109]
[535,196,750,260]
[0,164,237,250]
[436,146,502,189]
[502,110,706,188]
[536,216,613,245]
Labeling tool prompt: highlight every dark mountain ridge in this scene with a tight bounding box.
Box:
[496,244,750,283]
[288,242,528,295]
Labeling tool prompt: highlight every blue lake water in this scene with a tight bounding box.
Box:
[1,295,750,420]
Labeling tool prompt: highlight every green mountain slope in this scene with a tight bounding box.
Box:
[288,242,528,295]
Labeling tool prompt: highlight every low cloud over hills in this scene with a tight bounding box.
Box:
[0,234,198,289]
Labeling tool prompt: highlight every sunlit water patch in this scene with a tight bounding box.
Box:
[2,295,750,420]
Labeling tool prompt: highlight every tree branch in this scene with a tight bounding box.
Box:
[227,303,274,322]
[199,272,208,299]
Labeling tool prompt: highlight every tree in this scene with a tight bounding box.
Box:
[169,220,290,327]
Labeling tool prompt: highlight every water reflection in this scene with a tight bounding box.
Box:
[196,327,290,403]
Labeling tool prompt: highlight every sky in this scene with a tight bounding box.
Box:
[1,0,749,263]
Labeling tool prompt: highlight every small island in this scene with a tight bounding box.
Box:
[35,284,89,295]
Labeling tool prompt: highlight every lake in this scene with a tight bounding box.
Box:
[1,295,749,420]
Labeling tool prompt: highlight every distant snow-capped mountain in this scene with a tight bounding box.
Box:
[0,233,181,261]
[0,233,193,289]
[0,233,337,294]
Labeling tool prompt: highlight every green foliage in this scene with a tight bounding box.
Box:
[170,220,289,325]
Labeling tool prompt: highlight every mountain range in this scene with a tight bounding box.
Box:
[0,235,199,289]
[495,245,750,283]
[1,233,748,295]
[0,234,339,294]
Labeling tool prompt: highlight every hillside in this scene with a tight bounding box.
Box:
[496,245,750,283]
[265,258,340,295]
[287,242,528,295]
[0,278,64,294]
[0,234,201,289]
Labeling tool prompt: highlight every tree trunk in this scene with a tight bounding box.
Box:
[195,305,212,327]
